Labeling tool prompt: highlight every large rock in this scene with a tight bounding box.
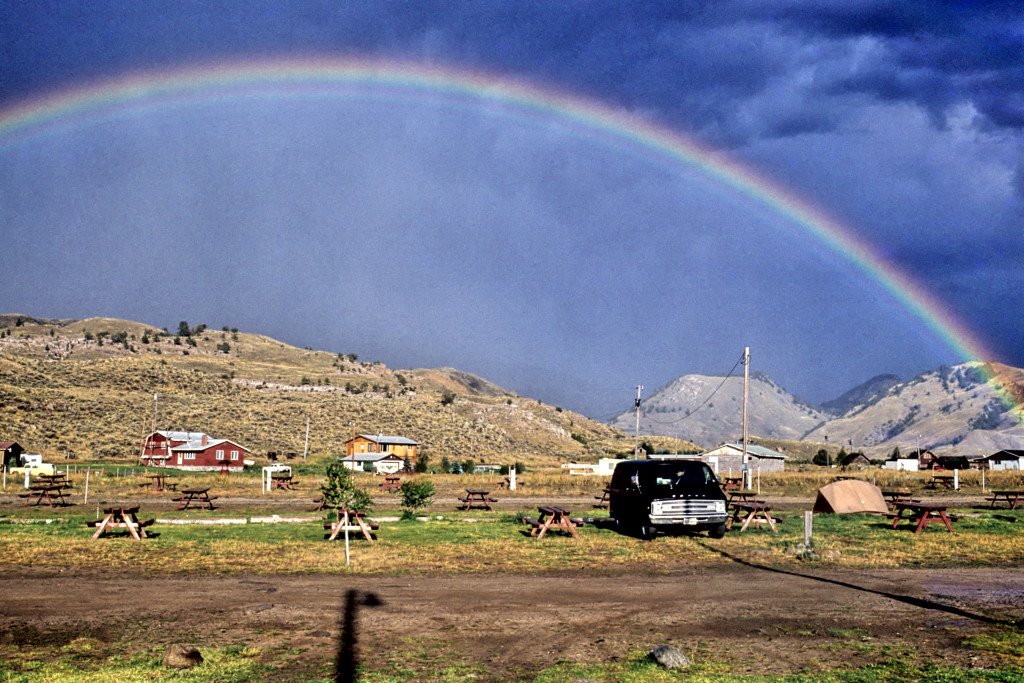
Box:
[163,643,203,669]
[649,644,690,670]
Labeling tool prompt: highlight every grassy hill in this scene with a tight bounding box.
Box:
[0,314,698,467]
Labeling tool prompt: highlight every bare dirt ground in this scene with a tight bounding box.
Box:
[2,565,1021,680]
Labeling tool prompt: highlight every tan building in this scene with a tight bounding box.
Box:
[344,434,418,460]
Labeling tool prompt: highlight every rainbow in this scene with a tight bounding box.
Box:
[0,57,1019,420]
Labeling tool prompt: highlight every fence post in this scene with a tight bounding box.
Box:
[804,510,813,548]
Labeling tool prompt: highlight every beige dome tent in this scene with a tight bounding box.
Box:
[813,479,888,514]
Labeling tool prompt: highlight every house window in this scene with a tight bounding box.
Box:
[216,449,224,459]
[185,453,195,460]
[230,450,239,460]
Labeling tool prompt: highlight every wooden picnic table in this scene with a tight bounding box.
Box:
[458,488,496,511]
[497,476,525,490]
[592,487,610,509]
[720,476,744,492]
[727,490,758,504]
[89,506,153,541]
[525,506,583,539]
[379,475,402,493]
[173,487,217,511]
[727,499,778,533]
[20,484,70,507]
[271,474,299,490]
[926,474,956,490]
[890,501,953,533]
[140,474,176,492]
[985,490,1024,510]
[324,508,378,542]
[881,489,913,502]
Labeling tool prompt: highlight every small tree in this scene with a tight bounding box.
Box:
[440,391,456,406]
[440,455,451,473]
[414,454,430,473]
[813,449,830,467]
[321,462,372,515]
[399,479,435,520]
[462,459,476,474]
[889,446,901,461]
[403,455,413,473]
[217,341,231,353]
[178,321,191,337]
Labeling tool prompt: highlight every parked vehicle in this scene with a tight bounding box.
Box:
[608,459,728,540]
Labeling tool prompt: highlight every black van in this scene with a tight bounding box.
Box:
[608,459,728,540]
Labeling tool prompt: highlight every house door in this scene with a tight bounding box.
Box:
[177,455,183,465]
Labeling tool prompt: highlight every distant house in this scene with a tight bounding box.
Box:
[1,441,25,470]
[909,449,939,469]
[344,434,418,461]
[139,430,250,472]
[340,452,404,474]
[561,458,625,476]
[698,443,787,474]
[838,452,873,469]
[980,449,1024,471]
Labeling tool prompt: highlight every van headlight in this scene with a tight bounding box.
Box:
[715,500,726,513]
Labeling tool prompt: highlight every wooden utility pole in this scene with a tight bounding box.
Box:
[741,347,750,467]
[303,417,310,460]
[634,384,644,456]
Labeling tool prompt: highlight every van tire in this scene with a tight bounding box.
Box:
[708,523,727,539]
[637,521,656,541]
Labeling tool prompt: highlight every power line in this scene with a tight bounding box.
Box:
[641,354,745,426]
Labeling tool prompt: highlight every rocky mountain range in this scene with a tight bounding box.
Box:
[611,363,1024,456]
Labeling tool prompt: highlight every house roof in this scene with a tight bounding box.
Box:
[344,453,405,463]
[171,438,249,453]
[984,450,1024,460]
[153,430,210,442]
[350,434,418,446]
[0,441,21,450]
[838,453,872,466]
[709,443,788,460]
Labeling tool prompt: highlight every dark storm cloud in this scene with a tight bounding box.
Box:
[1,1,1023,416]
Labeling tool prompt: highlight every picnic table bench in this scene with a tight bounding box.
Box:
[89,506,154,541]
[173,487,218,511]
[458,489,497,511]
[496,476,525,489]
[889,501,954,533]
[379,475,402,493]
[726,499,778,533]
[593,487,610,509]
[19,484,70,507]
[985,490,1024,509]
[324,509,378,542]
[523,506,583,539]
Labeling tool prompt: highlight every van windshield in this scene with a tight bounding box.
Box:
[638,462,717,490]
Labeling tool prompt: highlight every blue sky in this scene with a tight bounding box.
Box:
[1,2,1022,418]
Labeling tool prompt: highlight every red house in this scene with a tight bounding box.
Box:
[140,431,250,472]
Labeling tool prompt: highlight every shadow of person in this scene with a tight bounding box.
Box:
[334,589,384,683]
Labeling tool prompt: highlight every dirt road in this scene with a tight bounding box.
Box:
[2,565,1020,680]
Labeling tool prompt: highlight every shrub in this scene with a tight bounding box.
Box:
[399,479,435,520]
[217,342,231,353]
[320,462,372,513]
[440,391,456,406]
